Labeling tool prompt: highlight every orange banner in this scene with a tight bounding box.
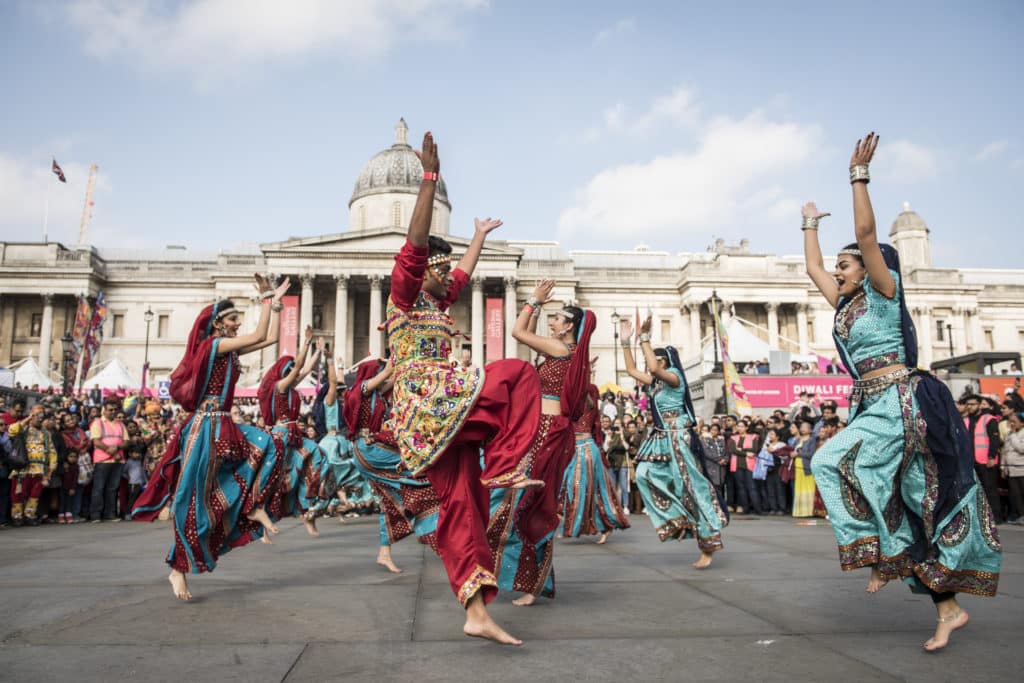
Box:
[979,376,1023,401]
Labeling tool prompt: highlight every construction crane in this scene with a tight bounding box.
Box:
[78,164,98,245]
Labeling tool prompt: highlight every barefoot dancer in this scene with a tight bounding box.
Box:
[132,275,291,600]
[560,382,630,544]
[344,357,442,574]
[803,132,1001,652]
[488,280,595,605]
[258,326,326,537]
[384,131,542,645]
[620,317,727,569]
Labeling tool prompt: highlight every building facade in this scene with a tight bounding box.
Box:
[3,120,1023,391]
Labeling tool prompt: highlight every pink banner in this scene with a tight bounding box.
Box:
[279,295,299,358]
[485,297,503,363]
[740,376,854,408]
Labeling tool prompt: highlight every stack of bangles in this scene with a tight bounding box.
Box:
[258,289,284,312]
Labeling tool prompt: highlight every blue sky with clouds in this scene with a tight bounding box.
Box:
[1,0,1021,266]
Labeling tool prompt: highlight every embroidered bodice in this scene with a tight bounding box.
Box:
[205,351,239,408]
[832,268,906,379]
[649,368,690,428]
[537,347,573,400]
[572,401,598,435]
[385,291,484,475]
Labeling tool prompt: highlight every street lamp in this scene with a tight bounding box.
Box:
[610,311,620,388]
[60,333,74,395]
[946,323,954,358]
[707,289,722,373]
[143,308,154,392]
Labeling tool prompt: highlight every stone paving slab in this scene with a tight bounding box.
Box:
[0,515,1020,682]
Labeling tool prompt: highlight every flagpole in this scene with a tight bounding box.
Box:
[42,172,51,243]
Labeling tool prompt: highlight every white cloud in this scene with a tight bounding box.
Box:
[582,86,699,142]
[0,153,110,244]
[559,110,821,240]
[593,17,636,45]
[63,0,485,84]
[974,139,1009,162]
[873,139,942,184]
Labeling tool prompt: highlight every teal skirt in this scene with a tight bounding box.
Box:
[312,433,374,511]
[635,429,726,552]
[812,376,1001,596]
[351,436,439,549]
[560,434,630,537]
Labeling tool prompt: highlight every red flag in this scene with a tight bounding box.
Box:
[51,159,66,183]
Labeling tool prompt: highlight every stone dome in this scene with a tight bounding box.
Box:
[889,201,929,237]
[349,119,450,209]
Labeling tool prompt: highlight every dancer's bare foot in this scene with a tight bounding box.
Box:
[376,548,403,574]
[596,532,609,545]
[692,551,713,569]
[512,593,537,607]
[260,534,273,545]
[511,478,544,490]
[464,595,522,645]
[168,570,192,601]
[866,566,888,593]
[924,604,969,652]
[303,514,320,537]
[336,492,353,512]
[246,507,279,535]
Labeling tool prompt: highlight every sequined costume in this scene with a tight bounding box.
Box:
[812,261,1001,597]
[635,355,727,552]
[133,326,283,574]
[308,396,374,518]
[386,239,541,607]
[560,385,630,538]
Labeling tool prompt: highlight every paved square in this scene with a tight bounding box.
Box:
[0,515,1020,682]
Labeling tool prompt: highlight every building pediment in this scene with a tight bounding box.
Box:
[259,228,523,260]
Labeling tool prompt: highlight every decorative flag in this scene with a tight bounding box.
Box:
[52,159,66,183]
[79,292,108,389]
[485,297,503,362]
[711,298,752,416]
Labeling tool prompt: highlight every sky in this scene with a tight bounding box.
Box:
[1,0,1021,267]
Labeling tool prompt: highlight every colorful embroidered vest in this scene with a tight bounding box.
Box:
[384,291,484,474]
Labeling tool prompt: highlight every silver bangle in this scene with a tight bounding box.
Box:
[259,290,274,300]
[526,295,540,308]
[639,333,651,344]
[849,164,870,184]
[801,216,820,230]
[270,302,283,312]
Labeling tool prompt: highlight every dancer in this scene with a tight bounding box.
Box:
[345,356,442,573]
[133,274,290,600]
[803,132,1001,651]
[620,316,727,568]
[489,279,595,605]
[308,346,373,521]
[257,326,325,537]
[560,382,630,543]
[384,130,541,645]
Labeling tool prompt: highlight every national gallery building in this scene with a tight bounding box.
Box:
[2,120,1023,397]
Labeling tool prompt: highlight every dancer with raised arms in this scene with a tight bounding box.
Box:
[384,130,542,644]
[132,274,291,600]
[619,316,727,568]
[803,132,1001,651]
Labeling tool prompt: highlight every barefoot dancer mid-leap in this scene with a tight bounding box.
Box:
[384,131,542,645]
[804,132,1001,652]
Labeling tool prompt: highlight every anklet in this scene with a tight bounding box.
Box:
[937,609,961,623]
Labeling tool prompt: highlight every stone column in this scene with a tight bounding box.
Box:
[688,303,702,354]
[471,277,484,366]
[796,304,810,355]
[38,293,55,374]
[299,274,314,334]
[368,275,383,357]
[952,306,968,355]
[503,277,517,359]
[764,302,779,350]
[916,305,934,369]
[968,308,983,352]
[333,274,348,365]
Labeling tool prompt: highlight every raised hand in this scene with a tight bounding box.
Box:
[850,132,879,167]
[533,278,556,305]
[639,315,653,335]
[272,277,291,302]
[474,217,503,237]
[418,132,439,175]
[619,319,634,342]
[253,273,270,294]
[802,201,831,220]
[315,337,326,353]
[304,325,314,342]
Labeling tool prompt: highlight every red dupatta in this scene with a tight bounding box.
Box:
[560,310,596,422]
[343,359,386,439]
